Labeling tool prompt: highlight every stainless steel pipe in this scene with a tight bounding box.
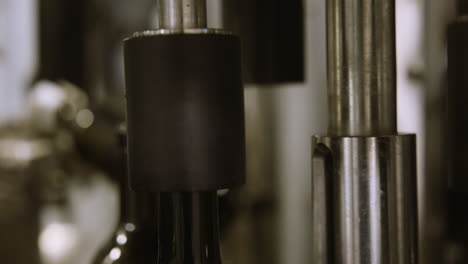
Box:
[182,0,207,29]
[312,0,418,263]
[327,0,397,136]
[157,0,207,30]
[312,135,418,264]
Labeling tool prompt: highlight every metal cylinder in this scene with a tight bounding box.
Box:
[157,0,183,30]
[314,0,418,262]
[157,0,207,30]
[312,135,418,264]
[327,0,397,136]
[183,0,207,29]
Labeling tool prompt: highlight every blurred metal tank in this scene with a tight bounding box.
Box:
[0,133,50,264]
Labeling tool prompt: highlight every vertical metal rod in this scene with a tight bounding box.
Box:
[183,0,207,28]
[314,0,418,263]
[327,0,397,136]
[157,0,207,30]
[157,0,184,30]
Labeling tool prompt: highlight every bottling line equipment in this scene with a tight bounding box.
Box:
[4,0,468,263]
[115,0,245,262]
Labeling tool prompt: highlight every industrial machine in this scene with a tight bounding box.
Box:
[3,0,468,263]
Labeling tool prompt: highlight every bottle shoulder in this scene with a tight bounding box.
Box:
[92,224,158,264]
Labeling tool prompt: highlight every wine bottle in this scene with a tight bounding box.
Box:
[93,126,158,264]
[94,122,224,264]
[92,166,159,264]
[94,191,222,264]
[157,191,221,264]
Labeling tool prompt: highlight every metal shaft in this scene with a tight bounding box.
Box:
[313,0,418,263]
[312,135,418,264]
[157,0,207,30]
[327,0,397,136]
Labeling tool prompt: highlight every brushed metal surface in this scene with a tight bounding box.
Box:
[312,135,418,264]
[327,0,397,136]
[157,0,207,30]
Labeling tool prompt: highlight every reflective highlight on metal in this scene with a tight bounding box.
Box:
[157,0,183,30]
[157,0,207,30]
[327,0,397,136]
[312,144,333,264]
[182,0,207,29]
[132,28,230,37]
[312,135,418,264]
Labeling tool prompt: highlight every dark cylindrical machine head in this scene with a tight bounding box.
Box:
[124,33,245,192]
[448,18,468,192]
[457,0,468,16]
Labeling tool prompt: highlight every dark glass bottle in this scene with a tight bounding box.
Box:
[94,190,222,264]
[92,183,159,264]
[158,191,221,264]
[93,127,221,264]
[93,128,222,264]
[93,127,159,264]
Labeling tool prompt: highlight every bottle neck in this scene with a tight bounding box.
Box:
[120,183,158,230]
[158,191,221,264]
[118,127,158,230]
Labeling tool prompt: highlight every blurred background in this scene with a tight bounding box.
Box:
[0,0,464,263]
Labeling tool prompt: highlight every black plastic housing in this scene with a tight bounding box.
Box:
[448,20,468,192]
[124,33,245,191]
[223,0,304,84]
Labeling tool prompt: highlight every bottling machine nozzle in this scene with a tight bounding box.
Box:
[124,0,245,192]
[122,0,245,262]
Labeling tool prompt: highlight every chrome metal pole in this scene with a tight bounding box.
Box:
[327,0,397,136]
[313,135,417,264]
[157,0,183,30]
[312,0,418,263]
[183,0,207,29]
[157,0,207,30]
